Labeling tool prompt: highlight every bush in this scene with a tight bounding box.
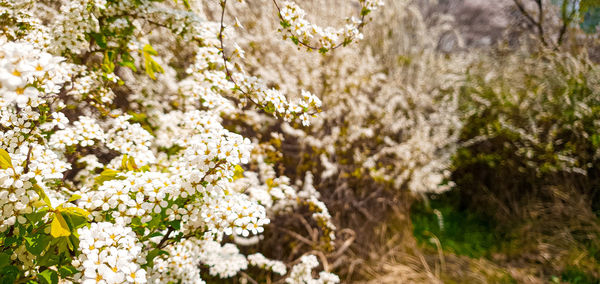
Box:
[454,50,600,216]
[450,49,600,278]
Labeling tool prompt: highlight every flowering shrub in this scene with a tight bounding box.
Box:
[235,0,466,195]
[199,3,470,279]
[0,0,383,283]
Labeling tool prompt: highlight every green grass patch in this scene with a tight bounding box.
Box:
[411,196,503,258]
[558,266,600,284]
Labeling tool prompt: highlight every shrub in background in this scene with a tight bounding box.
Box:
[450,49,600,277]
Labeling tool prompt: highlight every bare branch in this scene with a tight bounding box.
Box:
[512,0,549,46]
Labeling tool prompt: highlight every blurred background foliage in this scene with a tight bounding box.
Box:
[222,0,600,282]
[410,0,600,282]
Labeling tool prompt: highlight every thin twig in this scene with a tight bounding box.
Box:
[156,227,174,249]
[512,0,548,46]
[239,272,259,284]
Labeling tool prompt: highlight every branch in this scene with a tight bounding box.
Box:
[535,0,547,46]
[557,0,577,46]
[513,0,548,46]
[217,0,268,109]
[156,227,174,249]
[23,144,33,173]
[239,272,259,284]
[216,0,319,118]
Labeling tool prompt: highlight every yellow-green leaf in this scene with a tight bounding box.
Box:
[0,148,12,169]
[142,44,164,80]
[121,154,129,170]
[50,212,71,238]
[142,44,158,56]
[233,165,244,180]
[144,55,157,80]
[128,155,138,170]
[32,184,52,208]
[94,168,122,185]
[61,207,90,217]
[67,194,81,203]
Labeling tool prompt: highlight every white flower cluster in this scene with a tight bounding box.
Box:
[198,240,248,278]
[299,173,336,244]
[66,70,116,105]
[150,239,249,283]
[229,144,338,246]
[106,115,156,165]
[278,0,384,50]
[49,116,105,149]
[231,73,322,125]
[51,0,105,54]
[0,40,70,108]
[197,193,270,238]
[74,222,147,284]
[180,40,323,125]
[0,160,37,231]
[79,171,174,224]
[149,239,206,284]
[285,255,340,284]
[0,144,71,231]
[233,152,299,213]
[247,253,287,275]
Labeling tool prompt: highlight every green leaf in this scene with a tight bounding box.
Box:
[89,32,107,49]
[143,231,164,240]
[128,155,138,170]
[38,269,59,284]
[167,220,181,230]
[65,234,74,251]
[280,20,291,29]
[25,234,52,255]
[118,60,137,72]
[58,265,78,278]
[0,253,10,268]
[0,148,12,169]
[591,134,600,147]
[145,249,168,268]
[143,49,165,80]
[50,212,71,238]
[361,7,371,16]
[25,207,49,224]
[3,236,19,248]
[121,154,129,170]
[36,250,60,268]
[0,266,18,284]
[61,209,88,230]
[291,36,299,45]
[120,154,139,171]
[102,51,115,73]
[147,215,162,229]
